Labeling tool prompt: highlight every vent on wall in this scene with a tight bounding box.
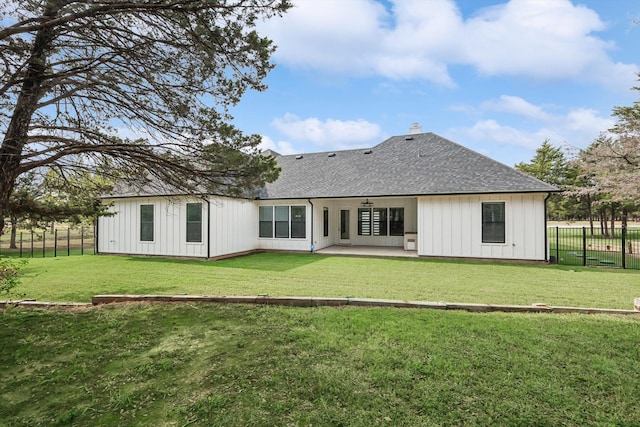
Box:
[295,155,303,159]
[363,149,372,154]
[328,152,336,157]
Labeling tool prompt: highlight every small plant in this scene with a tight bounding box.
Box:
[0,257,27,297]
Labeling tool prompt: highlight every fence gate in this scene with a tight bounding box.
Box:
[549,227,640,270]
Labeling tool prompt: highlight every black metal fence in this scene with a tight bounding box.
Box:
[0,227,95,258]
[548,227,640,269]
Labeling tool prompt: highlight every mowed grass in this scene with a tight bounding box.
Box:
[13,252,640,309]
[1,303,639,426]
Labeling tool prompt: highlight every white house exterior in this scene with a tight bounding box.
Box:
[98,132,557,261]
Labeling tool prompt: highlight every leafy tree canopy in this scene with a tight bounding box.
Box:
[0,0,290,232]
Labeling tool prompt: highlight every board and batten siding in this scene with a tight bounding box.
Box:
[98,196,208,257]
[98,196,259,258]
[208,197,258,257]
[417,193,548,261]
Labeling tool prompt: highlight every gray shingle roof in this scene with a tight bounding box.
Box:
[259,132,557,199]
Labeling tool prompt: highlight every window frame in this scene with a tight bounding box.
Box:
[139,204,154,242]
[323,208,329,237]
[389,207,404,236]
[274,206,290,238]
[259,206,274,238]
[358,208,371,236]
[259,205,306,239]
[481,201,506,244]
[186,202,203,243]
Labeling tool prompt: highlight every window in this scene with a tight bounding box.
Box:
[259,205,306,239]
[389,208,404,236]
[358,208,371,236]
[291,206,306,238]
[186,203,202,243]
[275,206,289,238]
[140,204,154,242]
[373,208,387,236]
[482,202,505,243]
[259,206,273,238]
[359,207,396,236]
[323,208,329,237]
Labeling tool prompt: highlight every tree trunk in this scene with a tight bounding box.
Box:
[600,209,608,237]
[9,216,17,249]
[0,3,59,234]
[586,195,594,236]
[610,205,616,238]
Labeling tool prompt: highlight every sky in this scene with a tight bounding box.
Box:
[229,0,640,167]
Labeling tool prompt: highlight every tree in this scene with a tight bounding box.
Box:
[578,88,640,231]
[0,0,290,233]
[515,140,582,220]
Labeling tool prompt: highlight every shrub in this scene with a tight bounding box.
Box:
[0,257,27,296]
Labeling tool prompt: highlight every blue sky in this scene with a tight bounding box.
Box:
[230,0,640,167]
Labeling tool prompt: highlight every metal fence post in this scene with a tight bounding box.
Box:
[19,232,23,258]
[67,228,70,256]
[54,229,58,257]
[582,227,587,267]
[42,232,46,258]
[622,224,627,269]
[81,226,84,255]
[30,231,34,258]
[555,226,559,263]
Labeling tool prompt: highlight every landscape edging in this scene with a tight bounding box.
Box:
[1,295,638,316]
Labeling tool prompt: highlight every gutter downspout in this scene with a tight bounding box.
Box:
[544,193,550,262]
[308,199,314,253]
[205,197,211,260]
[94,217,99,255]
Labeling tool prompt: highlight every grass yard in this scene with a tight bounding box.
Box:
[1,303,639,426]
[11,252,640,309]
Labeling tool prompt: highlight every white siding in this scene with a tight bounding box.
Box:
[417,193,548,261]
[256,199,312,252]
[98,196,208,257]
[98,196,259,258]
[208,197,258,257]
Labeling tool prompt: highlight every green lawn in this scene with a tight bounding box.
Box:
[11,252,640,309]
[1,303,639,426]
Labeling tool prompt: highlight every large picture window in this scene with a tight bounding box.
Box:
[186,203,202,243]
[358,207,404,236]
[140,204,154,242]
[259,205,306,239]
[482,202,505,243]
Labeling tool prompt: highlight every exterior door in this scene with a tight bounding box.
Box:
[340,209,350,244]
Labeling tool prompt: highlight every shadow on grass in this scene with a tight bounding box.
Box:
[124,251,327,272]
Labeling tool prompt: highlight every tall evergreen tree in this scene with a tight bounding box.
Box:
[515,140,581,220]
[0,1,290,233]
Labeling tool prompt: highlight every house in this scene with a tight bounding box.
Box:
[97,130,558,261]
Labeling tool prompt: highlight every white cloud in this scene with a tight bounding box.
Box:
[261,0,638,88]
[449,96,616,155]
[258,135,296,155]
[271,113,384,150]
[481,95,553,121]
[464,119,542,149]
